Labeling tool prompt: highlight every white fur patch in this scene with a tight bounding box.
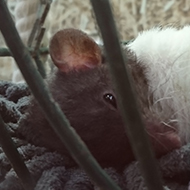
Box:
[127,26,190,143]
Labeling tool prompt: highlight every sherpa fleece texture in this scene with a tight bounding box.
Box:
[0,81,189,190]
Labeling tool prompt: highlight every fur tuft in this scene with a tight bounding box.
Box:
[127,26,190,143]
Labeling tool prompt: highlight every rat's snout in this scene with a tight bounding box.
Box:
[145,121,181,157]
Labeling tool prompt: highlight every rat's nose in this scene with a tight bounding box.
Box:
[145,121,181,157]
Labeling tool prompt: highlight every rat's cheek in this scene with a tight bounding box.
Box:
[145,122,182,157]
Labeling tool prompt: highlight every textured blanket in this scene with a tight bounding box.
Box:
[0,81,189,190]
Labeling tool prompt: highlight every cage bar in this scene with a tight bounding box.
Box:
[0,47,49,57]
[0,116,34,190]
[0,0,121,189]
[90,0,164,190]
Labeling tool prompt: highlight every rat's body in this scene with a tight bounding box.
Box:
[18,28,183,167]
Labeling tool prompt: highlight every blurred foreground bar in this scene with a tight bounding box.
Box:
[0,116,34,190]
[90,0,164,190]
[0,0,121,189]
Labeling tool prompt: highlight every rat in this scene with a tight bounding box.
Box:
[17,28,182,168]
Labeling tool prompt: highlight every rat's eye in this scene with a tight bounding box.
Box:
[103,93,117,109]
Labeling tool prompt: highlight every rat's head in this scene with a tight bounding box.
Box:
[21,28,181,167]
[47,28,133,166]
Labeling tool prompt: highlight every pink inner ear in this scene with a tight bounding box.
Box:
[49,29,102,72]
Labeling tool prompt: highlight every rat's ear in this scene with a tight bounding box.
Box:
[49,28,102,72]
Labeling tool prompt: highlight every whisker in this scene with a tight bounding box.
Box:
[153,96,172,106]
[170,102,190,119]
[160,121,177,131]
[148,51,190,102]
[145,130,169,150]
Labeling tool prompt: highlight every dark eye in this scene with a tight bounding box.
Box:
[103,93,117,109]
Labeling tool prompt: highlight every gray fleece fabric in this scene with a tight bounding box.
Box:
[0,81,189,190]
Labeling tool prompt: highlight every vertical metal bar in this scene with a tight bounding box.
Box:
[90,0,164,190]
[27,1,51,78]
[27,19,40,48]
[0,116,34,190]
[0,1,121,190]
[33,53,46,78]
